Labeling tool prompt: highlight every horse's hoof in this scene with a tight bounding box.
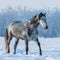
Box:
[40,53,42,56]
[7,50,10,53]
[39,52,42,56]
[6,51,10,53]
[14,52,16,54]
[26,53,28,55]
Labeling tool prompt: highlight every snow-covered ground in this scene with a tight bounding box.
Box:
[0,37,60,60]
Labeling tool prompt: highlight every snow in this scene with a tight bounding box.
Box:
[0,37,60,60]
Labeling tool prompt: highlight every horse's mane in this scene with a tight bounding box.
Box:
[30,15,36,24]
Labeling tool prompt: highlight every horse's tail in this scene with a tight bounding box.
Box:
[4,28,8,51]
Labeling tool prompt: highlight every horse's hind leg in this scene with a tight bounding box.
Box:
[14,38,19,54]
[25,40,28,55]
[7,33,12,53]
[35,38,42,55]
[7,38,12,53]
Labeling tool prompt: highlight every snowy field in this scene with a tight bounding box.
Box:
[0,37,60,60]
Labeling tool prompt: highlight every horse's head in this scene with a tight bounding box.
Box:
[36,12,48,29]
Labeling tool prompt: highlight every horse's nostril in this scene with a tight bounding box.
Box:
[46,26,48,29]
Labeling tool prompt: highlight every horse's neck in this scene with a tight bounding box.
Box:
[26,20,39,30]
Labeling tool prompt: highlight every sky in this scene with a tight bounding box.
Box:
[0,0,60,10]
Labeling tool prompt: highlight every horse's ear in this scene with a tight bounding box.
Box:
[38,12,42,19]
[40,12,43,15]
[40,12,46,15]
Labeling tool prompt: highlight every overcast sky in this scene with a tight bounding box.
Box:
[0,0,60,10]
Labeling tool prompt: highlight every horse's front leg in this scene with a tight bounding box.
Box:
[35,38,42,55]
[25,40,28,55]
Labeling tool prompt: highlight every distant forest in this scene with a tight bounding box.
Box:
[0,7,60,37]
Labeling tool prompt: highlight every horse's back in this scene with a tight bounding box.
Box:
[7,21,22,33]
[9,21,22,26]
[11,21,22,25]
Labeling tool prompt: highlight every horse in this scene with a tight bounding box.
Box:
[4,12,48,55]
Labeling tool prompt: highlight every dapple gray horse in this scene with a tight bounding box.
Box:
[4,12,48,55]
